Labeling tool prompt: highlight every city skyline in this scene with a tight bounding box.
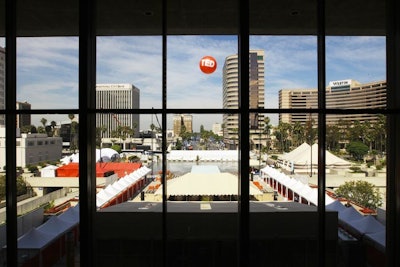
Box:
[0,36,386,131]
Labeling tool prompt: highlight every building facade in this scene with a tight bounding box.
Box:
[223,50,265,148]
[16,101,31,129]
[96,84,140,143]
[173,114,193,136]
[0,128,63,168]
[279,79,387,125]
[212,122,223,136]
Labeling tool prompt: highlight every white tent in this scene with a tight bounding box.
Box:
[279,143,351,172]
[40,165,58,177]
[167,150,239,161]
[96,148,120,162]
[96,166,151,208]
[60,148,119,163]
[154,172,263,196]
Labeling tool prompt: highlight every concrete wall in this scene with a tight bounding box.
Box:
[0,188,69,223]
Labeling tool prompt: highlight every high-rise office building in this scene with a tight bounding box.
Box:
[16,101,31,129]
[223,50,265,146]
[279,79,387,125]
[173,114,193,136]
[96,84,140,140]
[0,47,5,126]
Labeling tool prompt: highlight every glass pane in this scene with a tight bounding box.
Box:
[326,36,387,267]
[13,113,73,265]
[254,113,325,266]
[250,36,318,111]
[97,36,162,109]
[167,35,237,109]
[95,2,163,266]
[327,113,387,267]
[17,37,79,109]
[326,37,386,111]
[166,113,238,266]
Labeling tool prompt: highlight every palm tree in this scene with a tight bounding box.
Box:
[111,125,135,150]
[40,118,47,128]
[96,126,107,148]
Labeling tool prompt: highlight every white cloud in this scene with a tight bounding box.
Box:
[2,36,386,129]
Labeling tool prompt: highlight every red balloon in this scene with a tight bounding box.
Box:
[199,56,217,74]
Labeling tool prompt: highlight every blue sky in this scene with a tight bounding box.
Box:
[0,36,386,131]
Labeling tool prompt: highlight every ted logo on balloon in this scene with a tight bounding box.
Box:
[199,56,217,74]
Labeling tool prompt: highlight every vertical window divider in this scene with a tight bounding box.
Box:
[238,0,250,265]
[317,0,327,266]
[162,0,168,265]
[386,0,400,265]
[5,0,17,265]
[79,0,97,266]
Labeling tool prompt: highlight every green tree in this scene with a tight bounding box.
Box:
[326,124,341,151]
[96,126,107,148]
[292,121,305,148]
[174,139,183,150]
[179,124,192,142]
[346,141,369,161]
[335,180,382,209]
[40,117,47,128]
[37,126,46,134]
[111,144,122,154]
[111,125,135,150]
[273,122,291,152]
[0,175,28,201]
[20,125,37,134]
[40,117,51,136]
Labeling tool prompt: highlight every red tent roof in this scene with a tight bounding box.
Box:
[56,162,142,178]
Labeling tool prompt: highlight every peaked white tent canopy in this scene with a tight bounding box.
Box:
[279,143,351,172]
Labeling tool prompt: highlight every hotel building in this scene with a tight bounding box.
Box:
[279,79,387,125]
[223,50,265,148]
[96,84,140,141]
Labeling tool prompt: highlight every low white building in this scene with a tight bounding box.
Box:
[0,127,63,168]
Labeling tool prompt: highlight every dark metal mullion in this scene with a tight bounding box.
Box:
[5,0,17,265]
[386,0,400,265]
[317,0,326,266]
[79,0,97,266]
[162,0,168,265]
[238,0,250,266]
